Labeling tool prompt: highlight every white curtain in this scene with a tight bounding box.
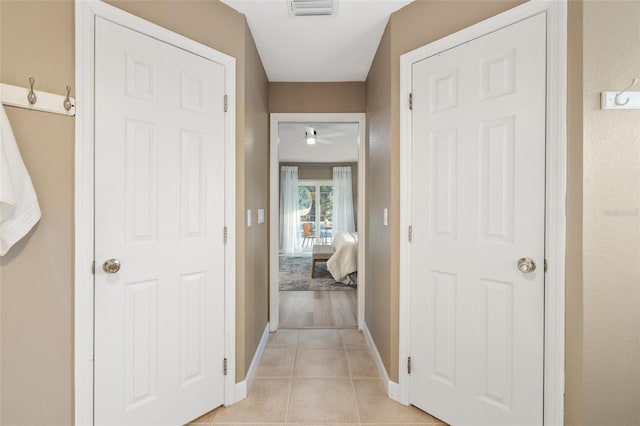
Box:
[332,166,356,235]
[280,166,301,255]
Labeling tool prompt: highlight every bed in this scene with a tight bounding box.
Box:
[327,231,358,285]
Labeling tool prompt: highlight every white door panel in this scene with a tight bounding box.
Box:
[410,13,546,426]
[95,18,226,426]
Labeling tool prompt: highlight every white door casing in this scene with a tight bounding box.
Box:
[93,17,226,426]
[407,13,546,426]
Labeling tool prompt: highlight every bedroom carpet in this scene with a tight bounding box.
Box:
[279,255,356,291]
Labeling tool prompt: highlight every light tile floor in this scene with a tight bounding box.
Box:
[188,329,447,425]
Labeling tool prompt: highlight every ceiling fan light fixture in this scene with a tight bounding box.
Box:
[288,0,336,17]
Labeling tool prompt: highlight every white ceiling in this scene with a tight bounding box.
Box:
[278,122,359,162]
[221,0,414,82]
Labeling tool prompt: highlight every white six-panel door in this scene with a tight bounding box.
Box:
[409,13,546,426]
[94,18,226,426]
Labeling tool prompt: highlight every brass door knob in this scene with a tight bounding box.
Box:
[517,257,536,273]
[103,259,121,274]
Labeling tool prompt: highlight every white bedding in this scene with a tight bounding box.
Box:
[327,232,358,284]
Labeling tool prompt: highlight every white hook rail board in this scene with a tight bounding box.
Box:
[0,83,76,116]
[601,91,640,110]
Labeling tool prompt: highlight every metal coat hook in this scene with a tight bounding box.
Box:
[63,85,73,111]
[615,77,638,106]
[27,77,37,105]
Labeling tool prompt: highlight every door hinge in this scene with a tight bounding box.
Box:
[544,258,548,272]
[224,226,228,244]
[223,358,228,375]
[408,356,412,374]
[409,93,413,110]
[408,225,413,242]
[224,95,228,112]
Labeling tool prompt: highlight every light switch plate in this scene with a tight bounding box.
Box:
[383,208,388,226]
[247,209,252,227]
[258,209,265,224]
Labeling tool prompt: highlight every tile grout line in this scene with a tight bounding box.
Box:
[283,331,299,426]
[343,337,363,425]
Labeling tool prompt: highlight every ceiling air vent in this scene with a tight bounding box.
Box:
[288,0,336,17]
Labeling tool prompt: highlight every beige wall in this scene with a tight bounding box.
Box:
[0,2,75,424]
[365,22,394,379]
[295,163,334,181]
[0,1,269,423]
[582,1,640,424]
[282,161,357,183]
[565,1,584,424]
[242,25,270,376]
[364,0,523,382]
[269,82,366,113]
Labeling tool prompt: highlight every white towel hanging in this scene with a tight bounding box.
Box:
[0,104,42,255]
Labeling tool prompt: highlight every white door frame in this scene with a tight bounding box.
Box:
[269,113,366,331]
[398,1,567,425]
[74,1,237,424]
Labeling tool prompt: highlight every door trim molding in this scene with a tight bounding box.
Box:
[74,1,237,423]
[398,1,567,424]
[269,113,366,331]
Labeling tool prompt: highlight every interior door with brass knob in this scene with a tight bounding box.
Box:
[93,18,227,426]
[408,13,546,426]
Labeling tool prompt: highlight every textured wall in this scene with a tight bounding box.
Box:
[583,1,640,424]
[365,21,394,379]
[0,1,75,424]
[242,24,270,376]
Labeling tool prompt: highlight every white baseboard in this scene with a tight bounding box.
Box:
[233,322,270,404]
[362,322,403,405]
[247,322,270,390]
[388,380,401,401]
[234,381,247,403]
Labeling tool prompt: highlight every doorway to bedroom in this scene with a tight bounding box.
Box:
[270,113,366,330]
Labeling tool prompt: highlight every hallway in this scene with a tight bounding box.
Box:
[188,329,445,425]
